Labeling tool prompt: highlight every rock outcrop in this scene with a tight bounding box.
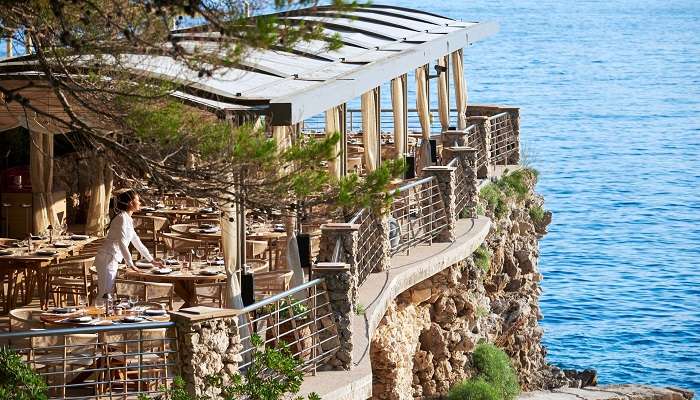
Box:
[370,170,568,399]
[519,385,694,400]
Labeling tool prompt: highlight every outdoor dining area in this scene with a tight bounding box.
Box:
[0,4,514,399]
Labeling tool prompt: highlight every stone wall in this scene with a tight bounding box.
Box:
[370,169,563,399]
[171,310,243,398]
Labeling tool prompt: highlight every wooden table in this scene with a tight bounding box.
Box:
[248,231,287,270]
[0,236,99,313]
[125,264,225,308]
[137,206,215,223]
[40,307,170,327]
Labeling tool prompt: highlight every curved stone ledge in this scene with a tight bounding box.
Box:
[519,385,694,400]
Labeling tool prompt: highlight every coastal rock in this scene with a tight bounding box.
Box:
[518,385,694,400]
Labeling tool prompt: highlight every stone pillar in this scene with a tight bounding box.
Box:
[445,146,479,218]
[508,109,520,165]
[312,262,355,370]
[170,309,243,398]
[423,165,457,242]
[316,222,360,269]
[466,116,491,178]
[373,213,392,272]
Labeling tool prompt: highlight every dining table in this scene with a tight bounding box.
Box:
[0,235,99,313]
[124,261,226,308]
[39,305,170,327]
[137,205,217,223]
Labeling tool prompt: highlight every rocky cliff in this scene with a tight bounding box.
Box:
[370,169,569,399]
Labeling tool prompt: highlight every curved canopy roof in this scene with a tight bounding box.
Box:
[0,4,498,129]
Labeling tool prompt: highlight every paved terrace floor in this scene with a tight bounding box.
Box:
[299,216,492,400]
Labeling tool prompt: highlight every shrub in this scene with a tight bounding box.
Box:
[0,347,48,400]
[472,344,520,400]
[479,184,508,220]
[529,205,545,224]
[473,245,492,273]
[448,344,519,400]
[448,378,499,400]
[354,303,366,315]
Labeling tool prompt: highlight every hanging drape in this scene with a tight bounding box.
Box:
[86,156,112,236]
[325,105,343,179]
[415,66,433,172]
[391,77,406,158]
[29,130,57,234]
[273,125,292,154]
[437,56,450,132]
[361,88,379,172]
[451,49,468,129]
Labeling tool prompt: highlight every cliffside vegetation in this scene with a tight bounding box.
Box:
[448,343,520,400]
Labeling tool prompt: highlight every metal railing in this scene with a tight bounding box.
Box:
[488,112,517,165]
[301,108,459,134]
[464,123,488,172]
[452,158,474,218]
[349,209,385,286]
[389,176,448,256]
[237,278,339,375]
[0,322,178,400]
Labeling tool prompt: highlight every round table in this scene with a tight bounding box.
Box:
[125,264,226,308]
[40,306,170,326]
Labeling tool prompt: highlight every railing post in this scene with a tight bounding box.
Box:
[170,308,243,399]
[422,166,457,242]
[445,146,479,218]
[508,108,520,165]
[316,222,360,271]
[466,116,491,178]
[312,262,355,370]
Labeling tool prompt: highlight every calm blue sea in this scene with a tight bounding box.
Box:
[390,0,700,391]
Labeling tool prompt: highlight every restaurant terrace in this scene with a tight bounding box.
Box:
[0,5,520,399]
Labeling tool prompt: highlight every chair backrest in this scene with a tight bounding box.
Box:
[9,308,45,332]
[133,215,169,241]
[254,270,294,297]
[114,279,175,310]
[194,282,226,307]
[160,232,203,256]
[246,240,268,259]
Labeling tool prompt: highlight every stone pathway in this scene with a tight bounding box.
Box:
[519,385,694,400]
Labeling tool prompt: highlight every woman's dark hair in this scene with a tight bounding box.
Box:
[110,190,138,216]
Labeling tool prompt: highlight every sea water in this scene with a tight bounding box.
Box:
[390,0,700,390]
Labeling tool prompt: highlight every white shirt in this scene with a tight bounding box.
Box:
[98,212,153,267]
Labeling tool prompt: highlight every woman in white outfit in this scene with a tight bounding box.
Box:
[95,190,162,300]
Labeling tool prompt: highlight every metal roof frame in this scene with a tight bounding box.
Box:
[0,4,498,127]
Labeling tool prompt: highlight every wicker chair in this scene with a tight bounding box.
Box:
[133,215,169,255]
[114,279,175,310]
[45,256,94,308]
[194,282,226,307]
[160,232,204,257]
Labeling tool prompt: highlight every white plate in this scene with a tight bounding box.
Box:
[70,235,89,240]
[36,250,58,256]
[144,309,167,316]
[53,241,72,248]
[200,228,219,234]
[70,316,92,323]
[152,268,173,275]
[199,269,221,276]
[207,259,225,266]
[0,250,13,256]
[135,261,153,268]
[121,316,144,323]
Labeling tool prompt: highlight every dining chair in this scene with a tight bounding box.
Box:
[114,279,175,310]
[133,215,169,256]
[194,282,226,307]
[8,308,45,348]
[45,256,95,308]
[29,333,100,398]
[160,232,204,257]
[254,270,294,298]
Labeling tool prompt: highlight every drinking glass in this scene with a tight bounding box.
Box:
[77,295,87,310]
[195,247,206,266]
[128,295,139,309]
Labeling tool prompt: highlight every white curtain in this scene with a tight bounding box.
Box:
[451,49,468,130]
[391,77,406,158]
[415,66,433,172]
[437,56,450,132]
[325,105,343,179]
[29,130,57,234]
[361,89,379,172]
[86,157,112,236]
[273,125,292,154]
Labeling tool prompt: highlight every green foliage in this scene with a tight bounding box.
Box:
[354,303,366,315]
[528,205,546,224]
[448,344,519,400]
[337,158,406,214]
[475,204,485,217]
[141,335,318,400]
[260,297,310,321]
[471,344,520,400]
[473,245,492,273]
[475,306,489,318]
[479,184,508,220]
[448,378,499,400]
[0,347,48,400]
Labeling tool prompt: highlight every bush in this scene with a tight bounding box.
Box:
[448,378,499,400]
[472,344,520,400]
[448,344,520,400]
[529,205,545,224]
[496,168,536,201]
[0,347,48,400]
[479,184,508,220]
[473,245,492,273]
